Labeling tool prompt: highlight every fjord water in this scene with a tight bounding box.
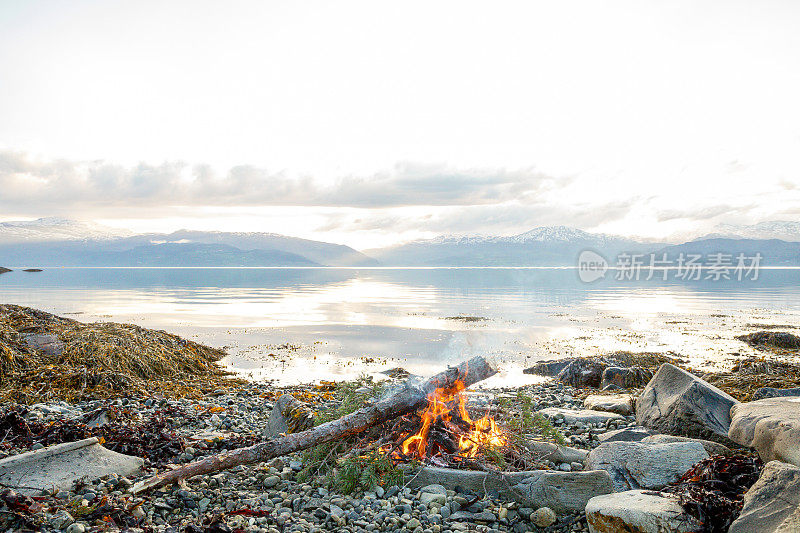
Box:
[1,267,799,385]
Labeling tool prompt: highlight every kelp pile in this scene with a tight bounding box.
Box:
[0,304,242,403]
[664,454,762,533]
[703,356,800,401]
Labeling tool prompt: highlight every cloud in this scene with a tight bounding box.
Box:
[318,199,638,239]
[0,151,562,214]
[656,204,753,222]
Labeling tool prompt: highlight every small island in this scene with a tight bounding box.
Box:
[22,268,43,272]
[0,267,11,274]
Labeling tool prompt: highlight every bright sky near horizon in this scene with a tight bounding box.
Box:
[1,0,799,248]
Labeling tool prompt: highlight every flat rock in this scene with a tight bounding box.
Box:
[0,437,143,496]
[585,490,703,533]
[539,407,624,425]
[587,441,708,491]
[584,394,635,416]
[641,434,733,456]
[597,427,656,443]
[636,363,738,443]
[404,466,613,513]
[523,440,587,464]
[753,387,800,400]
[728,460,800,533]
[600,366,653,390]
[729,397,800,466]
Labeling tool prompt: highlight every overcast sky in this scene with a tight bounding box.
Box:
[1,0,799,248]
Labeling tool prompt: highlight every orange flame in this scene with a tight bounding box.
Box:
[394,380,507,461]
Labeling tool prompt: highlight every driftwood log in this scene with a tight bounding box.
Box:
[132,356,497,493]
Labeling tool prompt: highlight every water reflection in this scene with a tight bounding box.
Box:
[1,267,798,384]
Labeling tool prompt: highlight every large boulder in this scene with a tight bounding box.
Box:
[728,460,800,533]
[636,363,739,443]
[538,407,625,426]
[587,441,708,492]
[729,397,800,466]
[753,387,800,400]
[641,434,733,457]
[584,394,635,416]
[600,366,653,390]
[404,466,613,513]
[585,490,703,533]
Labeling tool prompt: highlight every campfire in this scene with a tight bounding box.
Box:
[133,357,546,494]
[382,380,512,468]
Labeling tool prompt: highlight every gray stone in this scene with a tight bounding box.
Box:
[83,409,110,429]
[585,490,703,533]
[523,440,587,464]
[636,363,739,443]
[404,466,613,513]
[729,397,800,466]
[641,434,733,457]
[587,441,708,491]
[263,394,314,438]
[584,394,635,416]
[530,507,556,527]
[557,358,613,388]
[597,427,655,443]
[420,492,446,506]
[48,509,74,529]
[0,437,143,496]
[23,333,64,356]
[538,407,624,425]
[728,460,800,533]
[263,475,280,488]
[753,387,800,400]
[522,358,574,377]
[600,366,653,390]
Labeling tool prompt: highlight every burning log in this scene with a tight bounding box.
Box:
[132,356,497,493]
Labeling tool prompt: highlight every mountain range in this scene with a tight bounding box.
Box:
[0,218,798,267]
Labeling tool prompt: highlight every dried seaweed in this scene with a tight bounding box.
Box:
[703,357,800,401]
[663,454,762,533]
[0,304,242,402]
[0,404,259,467]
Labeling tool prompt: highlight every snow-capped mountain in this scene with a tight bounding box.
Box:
[700,221,800,242]
[368,226,655,266]
[500,225,616,244]
[0,217,131,244]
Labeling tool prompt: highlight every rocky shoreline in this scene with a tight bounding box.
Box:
[0,306,799,532]
[0,361,798,533]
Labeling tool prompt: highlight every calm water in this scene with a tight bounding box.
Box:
[1,267,799,386]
